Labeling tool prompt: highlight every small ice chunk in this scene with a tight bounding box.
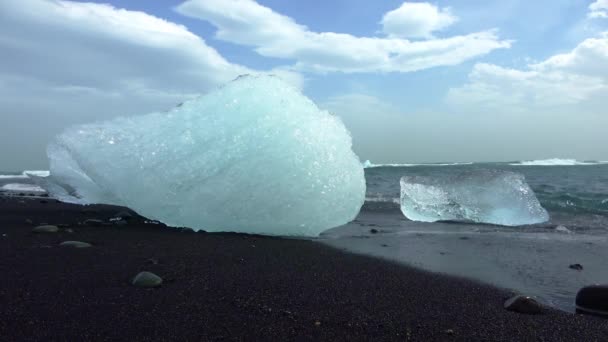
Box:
[39,75,365,236]
[399,169,549,226]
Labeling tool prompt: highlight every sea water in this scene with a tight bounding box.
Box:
[322,161,608,312]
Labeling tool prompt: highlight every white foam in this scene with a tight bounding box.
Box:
[510,158,608,166]
[363,161,473,168]
[0,170,50,179]
[0,183,46,193]
[0,174,27,179]
[23,170,50,177]
[365,195,400,204]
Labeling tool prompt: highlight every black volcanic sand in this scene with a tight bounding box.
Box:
[1,196,607,341]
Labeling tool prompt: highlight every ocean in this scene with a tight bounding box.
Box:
[323,159,608,312]
[2,160,607,312]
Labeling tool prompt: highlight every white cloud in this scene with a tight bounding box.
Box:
[381,2,457,39]
[532,32,608,78]
[0,0,251,98]
[175,0,510,73]
[0,0,302,168]
[447,33,608,112]
[589,0,608,18]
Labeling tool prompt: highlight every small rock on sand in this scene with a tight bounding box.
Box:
[555,225,572,234]
[59,241,92,248]
[132,271,163,288]
[504,295,543,314]
[576,284,608,317]
[569,264,583,271]
[32,225,59,233]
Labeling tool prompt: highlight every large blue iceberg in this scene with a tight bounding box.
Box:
[400,169,549,226]
[39,75,366,236]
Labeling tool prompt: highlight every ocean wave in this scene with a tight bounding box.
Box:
[23,170,50,177]
[365,195,400,204]
[510,159,608,166]
[363,160,473,168]
[0,183,46,193]
[0,170,50,179]
[538,193,608,215]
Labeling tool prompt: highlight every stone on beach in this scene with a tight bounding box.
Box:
[132,271,163,288]
[59,241,92,248]
[504,295,543,314]
[576,285,608,317]
[32,225,59,233]
[569,263,583,271]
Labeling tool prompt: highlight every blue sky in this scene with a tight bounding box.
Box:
[1,0,608,168]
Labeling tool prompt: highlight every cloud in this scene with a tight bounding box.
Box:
[0,0,252,99]
[381,2,457,39]
[0,0,302,168]
[589,0,608,18]
[447,33,608,112]
[175,0,511,73]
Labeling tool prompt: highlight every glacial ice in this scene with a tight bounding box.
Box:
[399,169,549,226]
[40,75,366,236]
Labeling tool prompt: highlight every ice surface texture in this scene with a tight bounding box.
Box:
[400,169,549,226]
[42,75,366,236]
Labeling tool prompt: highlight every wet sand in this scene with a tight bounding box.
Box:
[322,205,608,312]
[1,195,607,341]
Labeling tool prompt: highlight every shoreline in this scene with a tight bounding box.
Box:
[1,196,607,340]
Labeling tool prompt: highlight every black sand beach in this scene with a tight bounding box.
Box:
[1,195,607,341]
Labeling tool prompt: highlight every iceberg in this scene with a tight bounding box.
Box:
[40,75,366,236]
[399,169,549,226]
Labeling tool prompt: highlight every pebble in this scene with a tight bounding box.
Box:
[504,295,543,314]
[576,284,608,317]
[132,271,163,288]
[569,263,583,271]
[370,228,379,234]
[32,225,59,233]
[59,241,92,248]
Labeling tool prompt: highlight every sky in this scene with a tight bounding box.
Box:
[1,0,608,170]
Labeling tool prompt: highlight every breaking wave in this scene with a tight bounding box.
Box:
[510,159,608,166]
[363,160,473,168]
[0,170,50,179]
